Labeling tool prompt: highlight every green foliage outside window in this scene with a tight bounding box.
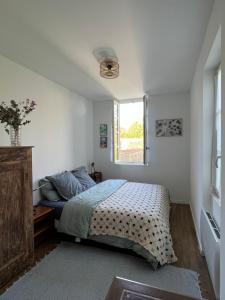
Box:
[120,121,143,138]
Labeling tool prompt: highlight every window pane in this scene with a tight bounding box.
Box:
[213,66,222,196]
[113,102,119,161]
[215,158,221,194]
[116,101,144,163]
[216,68,221,113]
[216,113,221,155]
[215,68,221,155]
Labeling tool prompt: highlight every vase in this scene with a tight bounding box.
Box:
[10,126,21,146]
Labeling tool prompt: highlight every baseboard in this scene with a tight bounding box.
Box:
[189,202,203,254]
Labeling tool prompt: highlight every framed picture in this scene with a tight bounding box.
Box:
[156,119,183,137]
[100,124,107,136]
[100,136,107,148]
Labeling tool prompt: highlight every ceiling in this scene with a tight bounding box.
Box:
[0,0,213,100]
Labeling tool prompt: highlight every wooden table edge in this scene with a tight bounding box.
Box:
[105,276,202,300]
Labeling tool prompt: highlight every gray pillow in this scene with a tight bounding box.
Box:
[39,178,61,201]
[71,166,96,191]
[46,171,83,200]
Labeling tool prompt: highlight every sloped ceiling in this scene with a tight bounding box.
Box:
[0,0,213,100]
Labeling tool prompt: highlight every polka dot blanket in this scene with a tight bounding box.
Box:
[90,182,177,265]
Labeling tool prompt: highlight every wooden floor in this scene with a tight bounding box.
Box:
[170,204,215,300]
[1,204,216,299]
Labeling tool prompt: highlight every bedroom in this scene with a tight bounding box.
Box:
[0,0,224,299]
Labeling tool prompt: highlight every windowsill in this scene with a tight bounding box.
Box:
[112,161,148,166]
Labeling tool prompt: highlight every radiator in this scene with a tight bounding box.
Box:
[201,209,220,299]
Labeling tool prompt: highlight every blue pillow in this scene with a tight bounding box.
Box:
[46,171,83,200]
[71,166,96,191]
[39,178,61,201]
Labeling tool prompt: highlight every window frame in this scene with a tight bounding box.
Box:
[212,64,222,201]
[112,97,149,166]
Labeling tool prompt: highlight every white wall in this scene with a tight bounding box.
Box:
[220,0,225,298]
[0,54,93,203]
[190,0,225,297]
[190,0,222,245]
[93,92,190,204]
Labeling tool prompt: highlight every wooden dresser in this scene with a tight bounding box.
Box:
[0,147,34,289]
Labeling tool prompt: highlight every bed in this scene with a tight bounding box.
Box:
[40,179,177,269]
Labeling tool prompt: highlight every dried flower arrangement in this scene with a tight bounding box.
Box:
[0,99,37,134]
[0,99,37,146]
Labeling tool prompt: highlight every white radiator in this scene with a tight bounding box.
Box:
[201,209,220,299]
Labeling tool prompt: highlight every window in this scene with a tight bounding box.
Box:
[113,97,149,165]
[212,65,221,199]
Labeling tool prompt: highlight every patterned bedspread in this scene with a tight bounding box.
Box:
[90,182,177,265]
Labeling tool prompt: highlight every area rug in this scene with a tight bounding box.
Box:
[0,242,202,300]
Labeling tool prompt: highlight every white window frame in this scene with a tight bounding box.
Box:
[212,65,222,201]
[112,96,150,166]
[211,65,221,227]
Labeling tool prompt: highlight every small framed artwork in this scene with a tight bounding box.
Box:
[100,124,107,136]
[156,118,183,137]
[100,136,107,148]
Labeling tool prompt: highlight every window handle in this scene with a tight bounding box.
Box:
[215,155,221,168]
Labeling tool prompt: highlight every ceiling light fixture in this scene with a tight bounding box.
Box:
[100,57,119,79]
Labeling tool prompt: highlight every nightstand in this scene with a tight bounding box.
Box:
[89,171,102,183]
[33,205,55,247]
